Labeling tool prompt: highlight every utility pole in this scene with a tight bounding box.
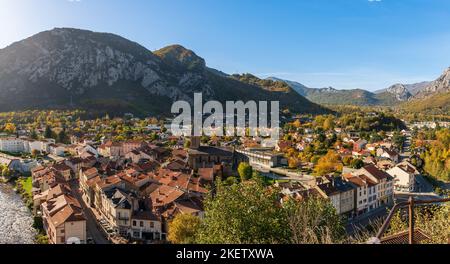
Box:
[408,196,415,244]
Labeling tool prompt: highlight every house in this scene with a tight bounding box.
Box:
[122,140,145,155]
[317,177,356,217]
[275,140,293,152]
[64,157,83,178]
[354,165,394,207]
[130,210,162,241]
[376,147,400,163]
[52,162,72,181]
[33,183,72,214]
[41,187,87,244]
[125,146,157,164]
[344,174,378,215]
[80,167,100,207]
[98,141,122,158]
[353,139,368,152]
[49,144,66,157]
[386,161,418,192]
[98,187,137,237]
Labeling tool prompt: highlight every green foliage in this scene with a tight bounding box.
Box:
[386,205,450,244]
[57,129,70,144]
[168,214,202,244]
[337,111,405,132]
[237,162,253,182]
[284,196,346,244]
[422,128,450,182]
[44,125,53,139]
[351,159,364,169]
[197,179,345,244]
[401,91,450,116]
[197,180,290,244]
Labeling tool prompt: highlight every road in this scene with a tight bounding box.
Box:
[69,181,110,244]
[414,175,434,193]
[395,192,442,203]
[346,206,389,234]
[400,130,412,161]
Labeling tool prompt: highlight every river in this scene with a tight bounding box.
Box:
[0,183,36,244]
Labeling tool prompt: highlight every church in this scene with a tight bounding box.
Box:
[187,136,234,172]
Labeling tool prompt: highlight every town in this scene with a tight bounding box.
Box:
[0,109,448,244]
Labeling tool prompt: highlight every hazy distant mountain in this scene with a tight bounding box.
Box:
[0,28,328,116]
[269,77,403,106]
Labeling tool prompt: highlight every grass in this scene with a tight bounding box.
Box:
[17,176,33,197]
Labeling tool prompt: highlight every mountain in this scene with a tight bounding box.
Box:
[380,84,412,102]
[414,67,450,99]
[0,28,328,116]
[269,77,403,106]
[374,81,430,97]
[404,82,431,96]
[268,77,310,96]
[402,91,450,114]
[402,67,450,114]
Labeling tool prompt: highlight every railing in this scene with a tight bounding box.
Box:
[373,196,450,244]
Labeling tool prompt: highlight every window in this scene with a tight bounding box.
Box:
[133,220,137,226]
[61,237,65,243]
[150,222,155,228]
[140,221,144,227]
[61,229,65,234]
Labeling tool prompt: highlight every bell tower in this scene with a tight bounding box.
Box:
[190,136,201,150]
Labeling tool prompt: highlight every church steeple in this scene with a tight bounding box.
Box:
[190,136,200,150]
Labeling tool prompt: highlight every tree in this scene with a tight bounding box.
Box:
[44,125,53,139]
[384,204,450,244]
[4,123,16,134]
[351,159,364,169]
[285,197,345,244]
[292,119,301,129]
[1,167,11,177]
[184,140,191,149]
[31,149,40,158]
[314,150,343,176]
[168,214,201,244]
[57,129,69,144]
[197,179,290,244]
[323,116,335,131]
[237,162,253,182]
[30,130,38,140]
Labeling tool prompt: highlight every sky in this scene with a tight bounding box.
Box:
[1,0,450,91]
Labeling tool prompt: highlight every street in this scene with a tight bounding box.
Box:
[69,181,110,244]
[346,206,388,235]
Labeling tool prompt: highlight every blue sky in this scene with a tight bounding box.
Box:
[1,0,450,91]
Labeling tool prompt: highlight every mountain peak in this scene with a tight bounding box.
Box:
[154,44,206,72]
[385,83,412,101]
[414,66,450,99]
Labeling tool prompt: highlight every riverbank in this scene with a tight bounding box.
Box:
[0,175,48,244]
[0,182,37,244]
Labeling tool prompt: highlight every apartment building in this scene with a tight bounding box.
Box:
[354,165,394,207]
